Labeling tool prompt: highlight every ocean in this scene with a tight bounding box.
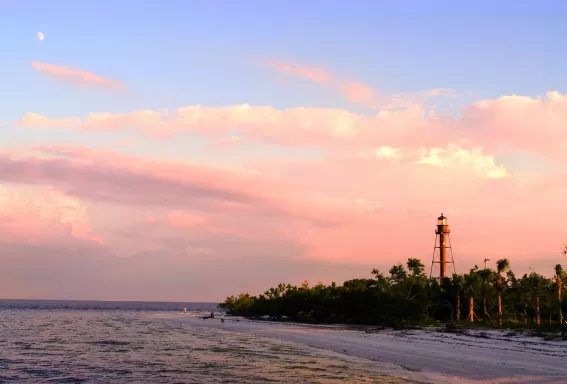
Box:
[0,300,414,384]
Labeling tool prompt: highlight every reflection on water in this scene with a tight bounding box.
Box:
[0,309,418,383]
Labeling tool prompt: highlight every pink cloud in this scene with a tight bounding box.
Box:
[0,141,565,270]
[14,90,567,162]
[167,210,207,229]
[3,88,567,297]
[114,139,136,147]
[0,145,360,229]
[17,112,81,129]
[427,88,457,97]
[144,215,158,224]
[206,134,244,151]
[265,60,455,108]
[146,211,260,246]
[31,62,125,90]
[0,185,103,244]
[462,92,567,158]
[341,82,378,105]
[265,60,334,83]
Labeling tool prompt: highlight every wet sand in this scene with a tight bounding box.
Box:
[160,314,567,384]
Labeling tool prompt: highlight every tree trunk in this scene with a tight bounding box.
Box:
[456,294,461,322]
[558,279,564,324]
[483,293,488,323]
[468,296,474,322]
[498,294,503,325]
[536,297,541,325]
[482,281,488,323]
[523,305,528,324]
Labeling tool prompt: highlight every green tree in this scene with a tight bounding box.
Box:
[463,268,482,322]
[495,259,510,325]
[478,268,495,323]
[555,264,566,324]
[407,258,426,277]
[523,272,550,325]
[388,264,407,284]
[451,274,466,322]
[220,293,257,316]
[220,250,567,331]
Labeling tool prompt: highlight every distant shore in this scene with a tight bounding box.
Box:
[158,313,567,384]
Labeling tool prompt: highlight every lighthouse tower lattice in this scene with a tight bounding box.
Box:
[429,213,456,280]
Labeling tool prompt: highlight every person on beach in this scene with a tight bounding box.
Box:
[221,313,225,324]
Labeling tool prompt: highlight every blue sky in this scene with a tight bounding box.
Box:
[2,0,566,109]
[0,0,566,163]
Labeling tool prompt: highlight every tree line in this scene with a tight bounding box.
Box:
[220,246,567,330]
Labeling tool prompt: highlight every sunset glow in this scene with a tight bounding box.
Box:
[1,1,565,301]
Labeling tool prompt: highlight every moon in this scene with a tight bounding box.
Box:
[37,32,44,41]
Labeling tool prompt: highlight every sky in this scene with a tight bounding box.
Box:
[0,1,566,302]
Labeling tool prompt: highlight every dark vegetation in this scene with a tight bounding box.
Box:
[220,246,567,334]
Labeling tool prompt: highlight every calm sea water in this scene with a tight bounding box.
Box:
[0,300,414,384]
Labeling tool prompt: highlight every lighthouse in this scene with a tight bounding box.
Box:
[430,213,456,280]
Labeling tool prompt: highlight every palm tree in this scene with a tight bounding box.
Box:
[496,259,510,325]
[451,274,465,322]
[524,272,550,325]
[516,274,531,324]
[478,268,495,323]
[464,268,481,322]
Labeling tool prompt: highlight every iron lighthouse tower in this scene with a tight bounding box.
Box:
[430,213,456,280]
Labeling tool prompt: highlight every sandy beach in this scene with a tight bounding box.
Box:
[159,313,567,384]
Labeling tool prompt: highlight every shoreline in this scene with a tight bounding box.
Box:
[234,317,567,341]
[155,313,567,384]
